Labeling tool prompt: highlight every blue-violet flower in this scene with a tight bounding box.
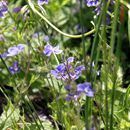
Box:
[77,82,95,97]
[43,43,62,56]
[51,57,85,81]
[38,0,48,5]
[9,61,20,74]
[0,44,26,58]
[44,35,49,42]
[13,7,21,13]
[0,0,8,17]
[85,0,100,7]
[7,44,26,57]
[66,92,80,101]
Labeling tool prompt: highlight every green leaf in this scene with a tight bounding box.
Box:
[23,118,55,130]
[0,106,20,130]
[61,0,70,6]
[120,119,130,129]
[123,84,130,109]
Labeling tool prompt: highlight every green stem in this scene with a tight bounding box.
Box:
[0,56,18,92]
[109,1,119,129]
[28,0,95,39]
[116,18,124,60]
[100,1,109,129]
[104,64,109,130]
[23,97,42,130]
[0,56,12,76]
[79,0,92,129]
[89,4,103,80]
[120,0,130,9]
[110,1,120,54]
[110,76,117,130]
[26,95,45,130]
[53,53,60,65]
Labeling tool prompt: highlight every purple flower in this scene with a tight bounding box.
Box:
[56,63,65,72]
[13,7,21,13]
[51,57,85,81]
[43,43,62,56]
[75,65,85,73]
[7,46,20,56]
[95,6,101,15]
[0,44,26,58]
[38,0,49,5]
[0,52,8,58]
[64,85,71,91]
[7,44,26,57]
[85,0,100,7]
[23,8,30,21]
[77,82,95,97]
[73,65,85,79]
[0,0,8,17]
[17,44,26,51]
[65,82,95,101]
[66,57,74,63]
[44,35,49,42]
[0,12,3,17]
[92,0,114,16]
[9,61,20,74]
[51,63,66,79]
[66,92,80,101]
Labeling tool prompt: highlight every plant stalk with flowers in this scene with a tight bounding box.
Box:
[43,43,95,100]
[42,42,95,129]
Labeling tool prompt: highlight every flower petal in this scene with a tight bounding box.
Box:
[38,0,49,5]
[17,44,26,52]
[53,46,63,54]
[67,57,74,63]
[7,46,19,56]
[43,44,53,56]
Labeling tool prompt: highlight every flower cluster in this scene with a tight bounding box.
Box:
[9,61,20,75]
[43,44,95,101]
[85,0,114,17]
[0,44,26,58]
[38,0,49,5]
[0,0,8,17]
[0,44,26,75]
[51,57,85,82]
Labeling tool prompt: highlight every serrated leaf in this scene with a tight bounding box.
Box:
[0,107,20,130]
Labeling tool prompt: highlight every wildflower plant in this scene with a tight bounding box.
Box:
[50,55,94,101]
[0,0,130,130]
